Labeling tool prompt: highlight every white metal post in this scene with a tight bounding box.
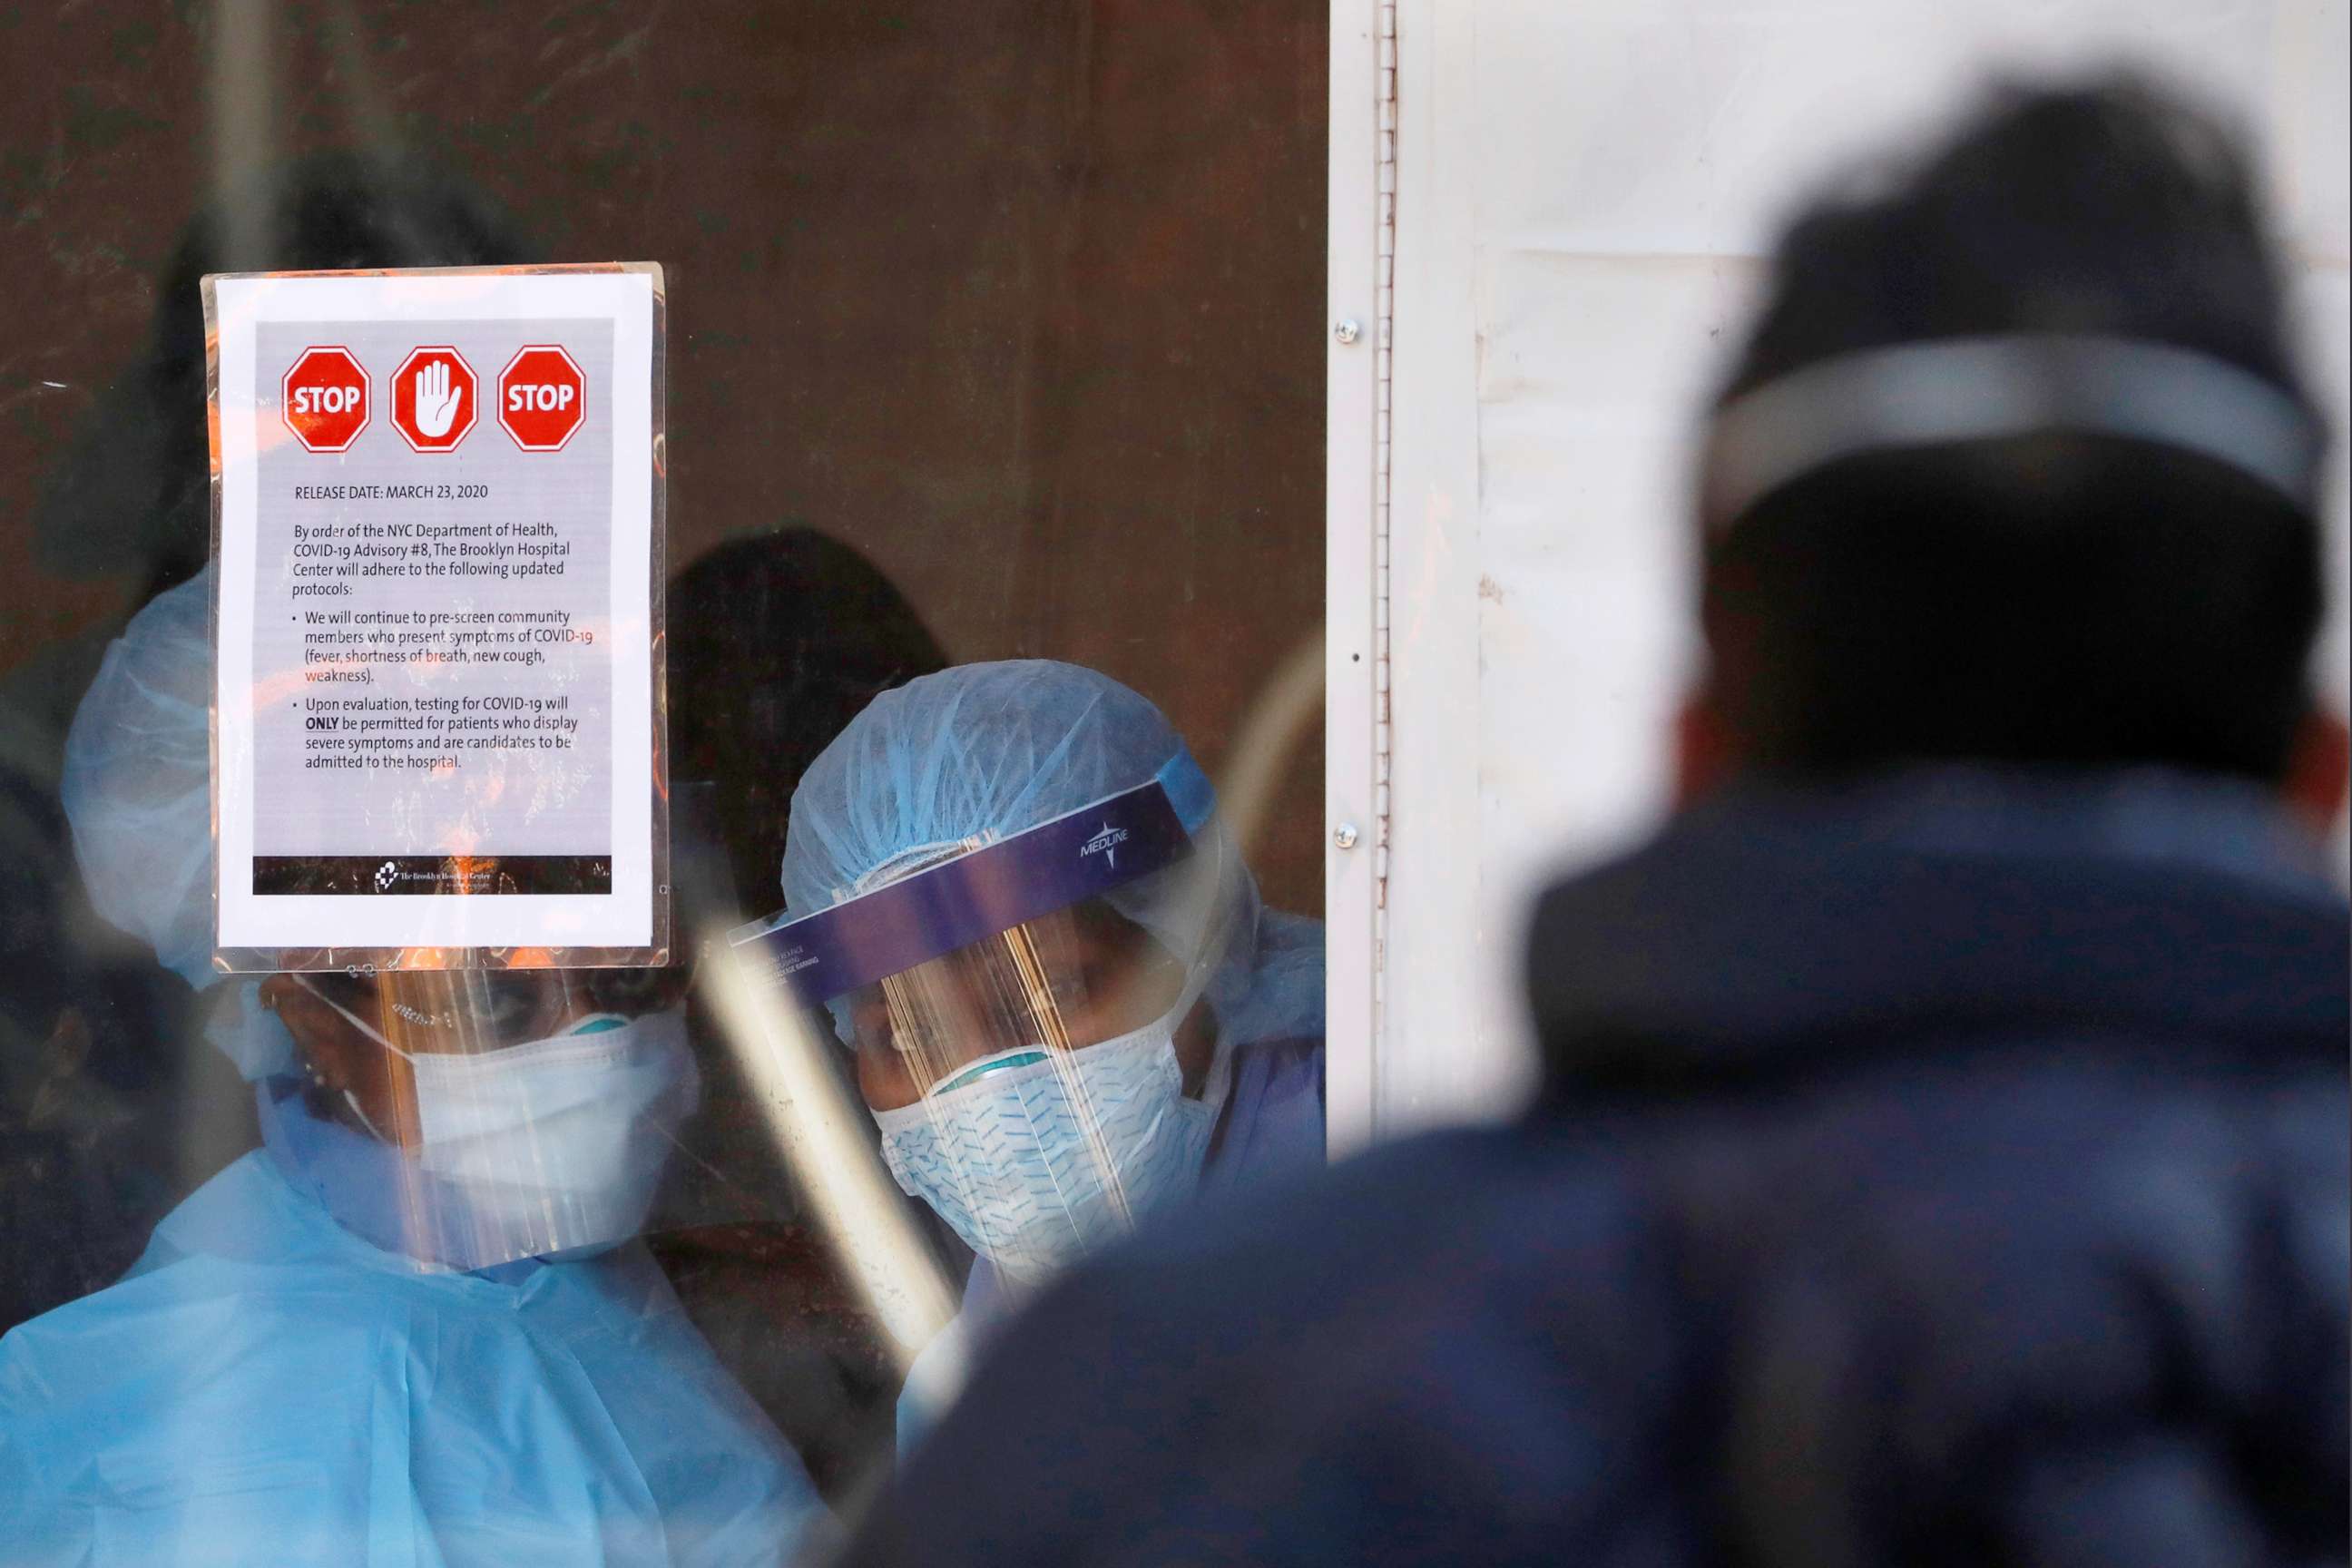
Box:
[1324,0,1387,1157]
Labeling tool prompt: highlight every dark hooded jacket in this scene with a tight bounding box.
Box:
[842,769,2349,1568]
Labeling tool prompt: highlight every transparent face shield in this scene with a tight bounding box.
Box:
[731,759,1236,1285]
[260,965,710,1271]
[296,968,670,1056]
[843,899,1196,1103]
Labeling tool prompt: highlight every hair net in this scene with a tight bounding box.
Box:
[61,566,297,1079]
[779,660,1322,1055]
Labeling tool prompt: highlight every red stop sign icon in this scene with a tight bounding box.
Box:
[498,346,587,452]
[388,347,479,453]
[280,347,370,453]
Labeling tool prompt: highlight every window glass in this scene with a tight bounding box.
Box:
[0,2,1328,1545]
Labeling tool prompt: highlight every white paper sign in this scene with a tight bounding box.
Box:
[207,267,662,961]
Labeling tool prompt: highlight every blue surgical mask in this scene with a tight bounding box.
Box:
[873,1000,1220,1286]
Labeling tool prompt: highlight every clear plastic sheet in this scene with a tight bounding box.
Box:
[201,263,672,978]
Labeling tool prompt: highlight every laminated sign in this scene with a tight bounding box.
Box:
[204,266,668,969]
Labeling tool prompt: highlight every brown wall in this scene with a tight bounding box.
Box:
[0,0,1328,913]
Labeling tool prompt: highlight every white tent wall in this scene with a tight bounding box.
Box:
[1330,0,2352,1143]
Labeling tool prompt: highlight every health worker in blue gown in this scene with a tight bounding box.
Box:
[0,569,828,1566]
[754,660,1326,1453]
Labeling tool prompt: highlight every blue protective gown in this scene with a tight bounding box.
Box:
[0,1149,826,1566]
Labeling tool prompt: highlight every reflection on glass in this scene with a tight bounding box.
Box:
[661,524,955,1495]
[0,0,1330,1552]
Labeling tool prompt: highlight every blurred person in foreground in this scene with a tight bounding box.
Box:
[837,77,2348,1568]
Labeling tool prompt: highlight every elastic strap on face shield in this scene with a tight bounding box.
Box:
[731,747,1218,1012]
[289,974,621,1061]
[1700,333,2325,535]
[294,974,414,1060]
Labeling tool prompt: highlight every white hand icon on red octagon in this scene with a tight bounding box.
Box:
[389,348,478,453]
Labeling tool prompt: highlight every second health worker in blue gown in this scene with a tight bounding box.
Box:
[759,660,1327,1451]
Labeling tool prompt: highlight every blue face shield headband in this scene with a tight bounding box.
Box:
[729,749,1219,1013]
